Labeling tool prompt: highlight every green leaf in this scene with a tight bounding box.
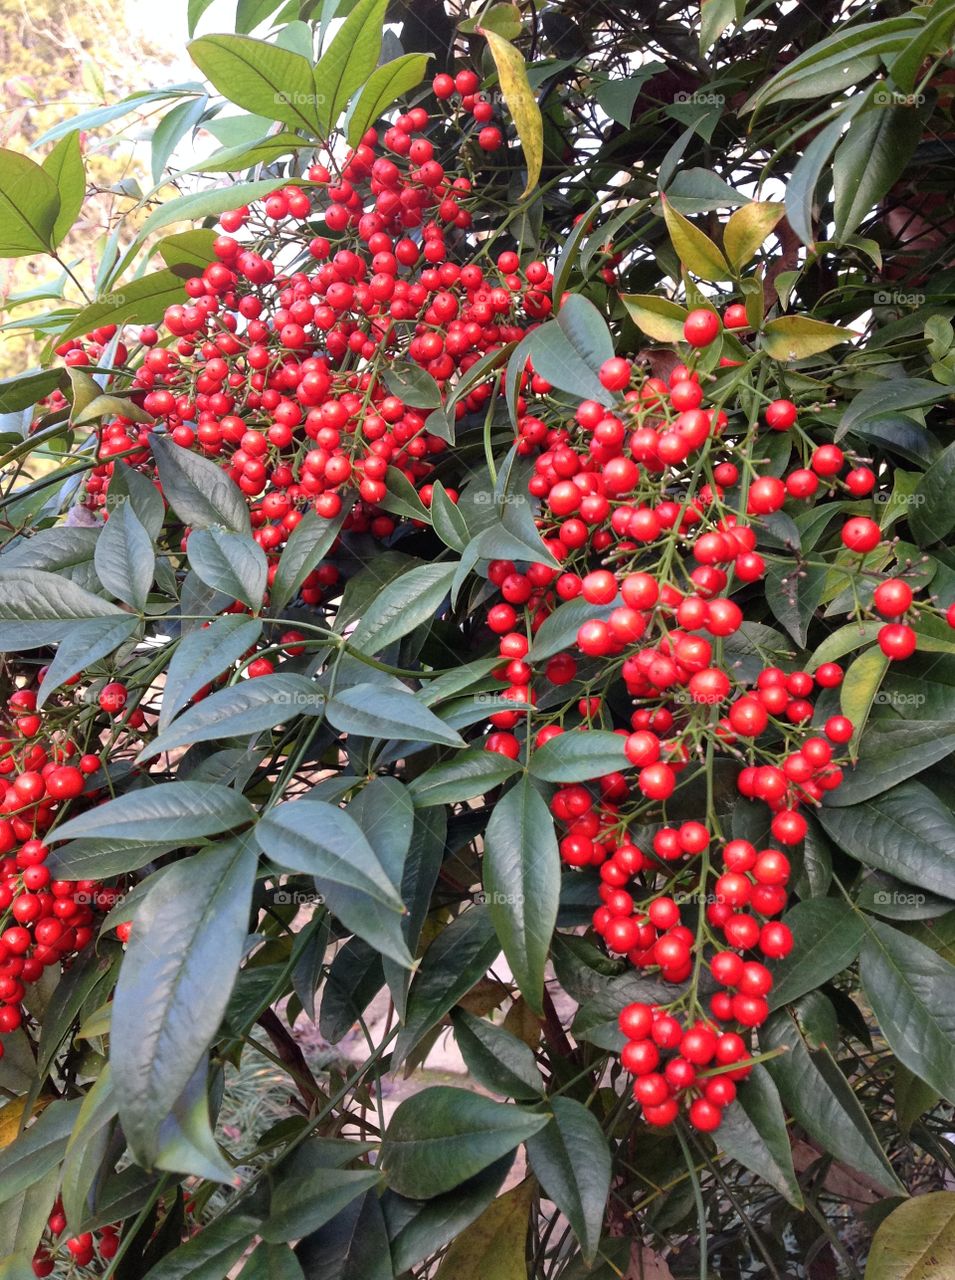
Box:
[821,780,955,900]
[451,1010,543,1100]
[394,908,500,1064]
[381,1088,548,1198]
[409,748,521,807]
[135,178,284,242]
[0,368,64,414]
[0,1100,82,1203]
[840,646,889,751]
[761,315,852,359]
[313,0,388,133]
[0,148,60,257]
[112,839,256,1165]
[41,133,85,248]
[269,506,346,613]
[384,1157,513,1272]
[383,362,443,408]
[160,614,263,730]
[51,781,255,844]
[94,503,154,611]
[189,33,322,133]
[910,440,955,547]
[743,17,919,111]
[768,898,866,1010]
[525,1098,611,1263]
[187,527,267,610]
[152,432,251,534]
[484,777,559,1015]
[54,270,189,346]
[433,1179,534,1279]
[326,683,465,748]
[891,0,955,92]
[189,0,218,35]
[662,199,731,281]
[258,797,412,968]
[262,1166,380,1243]
[195,132,304,173]
[347,562,457,656]
[60,1069,118,1229]
[430,482,470,552]
[834,99,926,241]
[347,53,430,147]
[238,1243,305,1280]
[718,1065,803,1208]
[762,1011,903,1194]
[140,1214,260,1280]
[860,918,955,1103]
[37,946,117,1077]
[107,461,166,539]
[47,837,178,881]
[556,294,614,370]
[151,97,208,185]
[723,201,784,270]
[865,1191,955,1280]
[141,673,324,760]
[700,0,735,53]
[894,1062,939,1135]
[292,1190,389,1280]
[157,228,222,274]
[620,293,689,344]
[0,568,128,651]
[481,30,542,197]
[529,730,628,782]
[836,377,949,442]
[824,719,955,806]
[786,115,846,246]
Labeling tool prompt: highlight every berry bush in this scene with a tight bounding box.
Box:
[1,1,955,1276]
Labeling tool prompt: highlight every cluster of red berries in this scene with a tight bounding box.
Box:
[431,69,504,151]
[32,1205,119,1275]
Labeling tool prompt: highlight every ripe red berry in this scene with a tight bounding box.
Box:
[683,309,721,347]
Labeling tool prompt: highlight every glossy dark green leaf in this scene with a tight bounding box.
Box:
[762,1010,903,1194]
[383,1156,513,1272]
[258,796,411,967]
[451,1010,543,1099]
[525,1097,611,1262]
[860,918,955,1103]
[819,780,955,899]
[768,899,866,1009]
[141,673,325,760]
[152,432,251,535]
[187,527,268,610]
[262,1167,381,1243]
[529,730,627,782]
[55,270,192,346]
[41,132,85,248]
[94,501,154,611]
[160,614,263,730]
[0,147,60,257]
[409,748,521,806]
[189,33,321,132]
[239,1243,305,1280]
[112,839,257,1164]
[269,507,346,613]
[51,781,254,844]
[319,937,384,1043]
[141,1214,261,1280]
[326,683,465,748]
[381,1087,548,1198]
[347,563,457,656]
[313,0,388,131]
[394,908,500,1063]
[484,776,559,1013]
[824,720,955,805]
[834,99,925,240]
[718,1065,803,1207]
[294,1190,390,1280]
[0,1099,82,1204]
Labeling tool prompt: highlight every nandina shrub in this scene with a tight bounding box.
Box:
[1,3,955,1278]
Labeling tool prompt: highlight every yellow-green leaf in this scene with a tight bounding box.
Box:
[840,645,889,755]
[620,293,688,343]
[700,0,735,53]
[347,54,431,148]
[723,201,785,271]
[436,1179,535,1279]
[480,29,542,198]
[865,1191,955,1280]
[762,315,853,360]
[662,199,731,281]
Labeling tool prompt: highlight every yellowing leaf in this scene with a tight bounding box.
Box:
[723,201,785,270]
[436,1178,535,1279]
[620,293,688,343]
[865,1190,955,1280]
[762,315,854,360]
[662,199,731,281]
[0,1098,29,1149]
[840,645,889,755]
[480,30,543,198]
